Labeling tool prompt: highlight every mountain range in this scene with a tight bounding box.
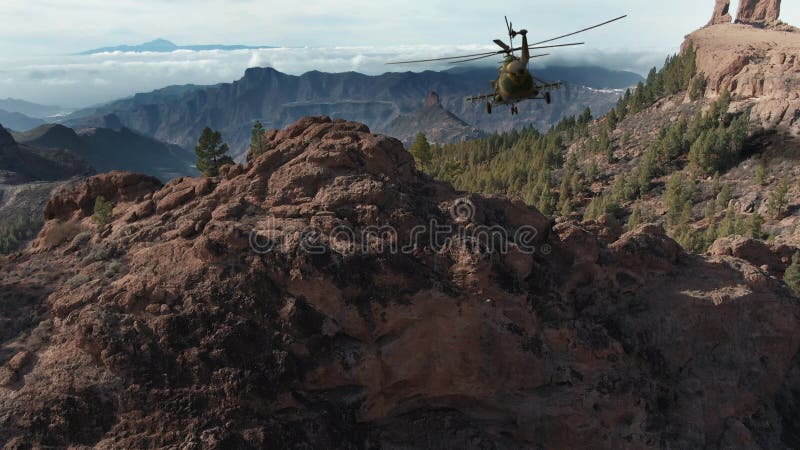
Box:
[64,65,643,158]
[0,98,70,119]
[11,124,197,181]
[0,125,91,184]
[0,110,44,132]
[78,38,276,55]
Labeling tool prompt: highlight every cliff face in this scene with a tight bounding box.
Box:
[2,117,800,448]
[683,22,800,135]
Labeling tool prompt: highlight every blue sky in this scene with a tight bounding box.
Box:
[0,1,797,107]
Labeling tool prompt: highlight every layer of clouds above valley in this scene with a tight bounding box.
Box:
[0,46,666,108]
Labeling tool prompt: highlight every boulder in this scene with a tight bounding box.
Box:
[43,171,162,221]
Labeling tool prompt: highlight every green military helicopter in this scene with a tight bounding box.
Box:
[388,15,627,115]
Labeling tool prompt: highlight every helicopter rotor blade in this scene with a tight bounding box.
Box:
[448,53,499,64]
[493,39,511,52]
[505,41,585,53]
[528,42,585,50]
[528,15,627,47]
[386,50,500,65]
[449,53,549,65]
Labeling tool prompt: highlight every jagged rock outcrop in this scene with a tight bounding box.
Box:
[736,0,781,25]
[383,91,486,146]
[708,0,732,26]
[42,171,162,222]
[709,235,796,276]
[2,117,800,448]
[424,91,441,108]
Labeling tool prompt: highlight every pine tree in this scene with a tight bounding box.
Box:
[93,196,113,227]
[716,183,732,210]
[785,252,800,296]
[409,133,433,170]
[195,127,234,177]
[768,178,789,219]
[756,159,769,186]
[627,203,644,231]
[249,121,269,158]
[747,213,765,239]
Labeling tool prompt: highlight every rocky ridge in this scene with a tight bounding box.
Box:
[1,117,799,448]
[0,124,92,184]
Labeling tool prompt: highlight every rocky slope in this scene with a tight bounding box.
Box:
[531,2,800,253]
[1,117,799,448]
[383,92,485,146]
[13,124,198,182]
[64,66,641,159]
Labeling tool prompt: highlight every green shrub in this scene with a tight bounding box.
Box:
[92,196,114,227]
[0,213,43,254]
[785,253,800,296]
[756,159,769,186]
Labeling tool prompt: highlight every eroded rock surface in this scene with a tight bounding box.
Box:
[1,117,799,448]
[708,0,732,26]
[737,0,781,25]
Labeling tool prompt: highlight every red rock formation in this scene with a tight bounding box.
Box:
[709,235,796,275]
[424,91,441,108]
[2,117,800,448]
[43,170,162,221]
[737,0,781,24]
[708,0,732,26]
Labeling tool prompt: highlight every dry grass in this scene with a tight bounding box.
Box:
[42,220,83,249]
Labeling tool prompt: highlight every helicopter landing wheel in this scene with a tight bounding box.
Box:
[486,102,492,114]
[545,92,552,105]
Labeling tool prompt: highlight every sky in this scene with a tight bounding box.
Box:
[0,0,798,108]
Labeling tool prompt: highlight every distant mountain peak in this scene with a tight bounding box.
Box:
[78,39,276,55]
[146,38,175,45]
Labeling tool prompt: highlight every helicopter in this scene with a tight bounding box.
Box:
[387,15,627,115]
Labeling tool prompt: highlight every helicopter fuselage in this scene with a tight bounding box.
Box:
[493,59,538,104]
